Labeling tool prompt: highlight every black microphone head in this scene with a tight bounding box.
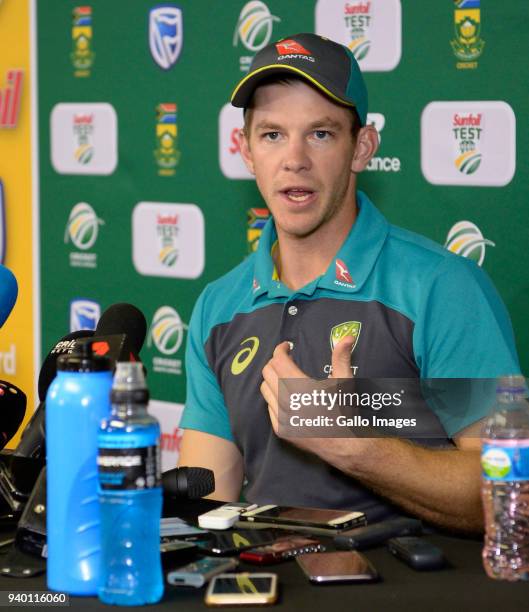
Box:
[37,330,94,402]
[162,466,215,499]
[0,380,26,450]
[95,303,147,354]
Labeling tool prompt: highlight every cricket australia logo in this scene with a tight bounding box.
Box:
[451,0,484,69]
[149,5,183,70]
[157,213,179,267]
[452,112,482,174]
[73,113,94,165]
[344,1,372,61]
[330,321,361,352]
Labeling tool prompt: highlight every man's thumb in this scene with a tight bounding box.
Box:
[330,335,354,378]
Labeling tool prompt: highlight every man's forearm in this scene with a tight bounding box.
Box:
[311,437,483,532]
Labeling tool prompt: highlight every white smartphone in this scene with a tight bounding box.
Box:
[199,503,257,530]
[205,572,278,606]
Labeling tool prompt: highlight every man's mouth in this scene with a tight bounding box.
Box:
[282,188,315,203]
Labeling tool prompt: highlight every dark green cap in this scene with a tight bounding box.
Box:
[231,33,368,126]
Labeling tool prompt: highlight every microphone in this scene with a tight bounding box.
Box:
[0,380,26,450]
[15,330,94,459]
[0,265,17,328]
[162,466,215,499]
[80,303,147,367]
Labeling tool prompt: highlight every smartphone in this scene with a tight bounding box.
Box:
[160,516,208,538]
[194,528,288,556]
[296,551,379,583]
[160,539,199,567]
[167,557,239,588]
[205,572,277,606]
[240,535,325,564]
[240,504,366,532]
[387,536,446,570]
[334,517,423,550]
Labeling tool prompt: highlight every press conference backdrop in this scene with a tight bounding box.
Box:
[37,1,529,468]
[0,0,36,445]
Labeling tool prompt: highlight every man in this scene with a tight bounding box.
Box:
[178,34,519,531]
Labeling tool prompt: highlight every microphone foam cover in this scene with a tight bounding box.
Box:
[95,303,147,354]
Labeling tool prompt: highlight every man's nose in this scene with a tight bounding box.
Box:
[282,137,311,172]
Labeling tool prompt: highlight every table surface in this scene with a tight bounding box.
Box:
[1,499,528,611]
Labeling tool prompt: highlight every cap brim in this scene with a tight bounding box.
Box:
[231,64,357,111]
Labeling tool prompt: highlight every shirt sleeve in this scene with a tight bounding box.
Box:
[179,286,234,442]
[413,255,521,436]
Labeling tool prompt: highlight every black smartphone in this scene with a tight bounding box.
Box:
[387,537,446,570]
[334,517,423,550]
[296,550,379,583]
[194,528,288,556]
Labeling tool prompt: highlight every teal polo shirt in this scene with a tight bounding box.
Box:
[181,191,519,520]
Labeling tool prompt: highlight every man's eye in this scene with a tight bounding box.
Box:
[313,130,331,140]
[264,132,280,141]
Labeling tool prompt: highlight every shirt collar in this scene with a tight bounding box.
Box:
[251,191,389,301]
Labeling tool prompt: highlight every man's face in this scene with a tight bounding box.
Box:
[240,80,358,240]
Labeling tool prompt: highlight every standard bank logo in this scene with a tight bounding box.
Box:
[149,306,187,356]
[51,103,117,175]
[132,202,204,279]
[315,0,401,72]
[444,221,494,267]
[234,1,280,72]
[149,5,183,69]
[219,104,253,180]
[421,102,515,187]
[70,299,101,332]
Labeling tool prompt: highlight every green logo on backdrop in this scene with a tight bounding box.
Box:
[451,1,484,70]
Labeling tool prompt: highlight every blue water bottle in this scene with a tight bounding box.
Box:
[46,341,112,595]
[97,362,164,605]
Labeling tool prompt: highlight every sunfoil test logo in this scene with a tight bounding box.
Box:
[71,6,94,77]
[233,1,280,72]
[231,337,260,375]
[315,0,401,72]
[157,212,179,267]
[149,5,183,70]
[421,102,515,187]
[154,103,180,176]
[148,306,188,376]
[444,221,494,267]
[73,113,94,164]
[64,202,104,268]
[451,0,484,70]
[453,112,482,174]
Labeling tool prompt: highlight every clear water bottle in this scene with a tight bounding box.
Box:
[46,342,112,595]
[97,362,164,605]
[481,374,529,581]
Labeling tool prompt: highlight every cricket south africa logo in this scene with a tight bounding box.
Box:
[444,221,494,267]
[149,5,183,70]
[73,113,94,165]
[149,306,187,355]
[154,103,180,176]
[65,202,103,251]
[330,321,361,352]
[233,1,280,72]
[157,213,179,267]
[71,6,94,77]
[452,112,482,174]
[451,0,484,70]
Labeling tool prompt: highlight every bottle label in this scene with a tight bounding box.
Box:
[481,439,529,481]
[97,445,161,490]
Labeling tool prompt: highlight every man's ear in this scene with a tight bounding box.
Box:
[351,125,379,173]
[239,129,255,175]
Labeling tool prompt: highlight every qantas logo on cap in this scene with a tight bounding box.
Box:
[276,40,311,55]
